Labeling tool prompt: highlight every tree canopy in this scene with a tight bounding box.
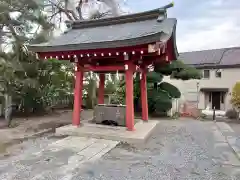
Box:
[114,60,202,116]
[0,0,74,118]
[0,0,202,122]
[231,82,240,111]
[0,0,128,119]
[155,60,202,80]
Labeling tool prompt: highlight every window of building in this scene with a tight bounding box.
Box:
[203,70,210,78]
[215,70,222,78]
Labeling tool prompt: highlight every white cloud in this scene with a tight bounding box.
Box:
[50,0,240,53]
[174,0,240,52]
[177,20,240,52]
[126,0,240,52]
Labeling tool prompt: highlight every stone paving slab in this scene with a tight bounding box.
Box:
[216,122,240,161]
[0,136,119,180]
[56,120,158,144]
[49,137,119,163]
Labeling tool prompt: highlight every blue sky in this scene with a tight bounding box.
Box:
[125,0,240,52]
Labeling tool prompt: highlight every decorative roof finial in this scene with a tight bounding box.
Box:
[162,2,174,10]
[157,2,174,21]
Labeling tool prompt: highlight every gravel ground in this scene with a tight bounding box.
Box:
[77,120,240,180]
[1,120,240,180]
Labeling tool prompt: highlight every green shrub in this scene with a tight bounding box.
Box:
[225,109,238,119]
[231,82,240,110]
[154,63,173,76]
[199,113,207,120]
[147,88,172,114]
[147,72,163,83]
[158,82,181,98]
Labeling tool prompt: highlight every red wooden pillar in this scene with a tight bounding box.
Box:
[140,68,148,121]
[125,62,135,131]
[98,73,105,104]
[72,63,83,126]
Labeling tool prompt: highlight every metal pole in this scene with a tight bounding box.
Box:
[213,106,216,122]
[196,82,199,109]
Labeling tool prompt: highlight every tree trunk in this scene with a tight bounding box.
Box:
[76,0,84,20]
[91,75,97,108]
[92,82,96,108]
[4,94,13,127]
[154,83,158,90]
[0,26,3,46]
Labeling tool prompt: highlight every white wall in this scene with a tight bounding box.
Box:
[163,68,240,111]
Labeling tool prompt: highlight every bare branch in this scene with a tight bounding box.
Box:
[89,10,110,19]
[32,25,41,38]
[49,10,61,21]
[97,0,120,16]
[47,0,79,21]
[76,0,84,20]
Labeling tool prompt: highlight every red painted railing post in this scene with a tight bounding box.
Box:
[72,63,83,126]
[125,62,135,131]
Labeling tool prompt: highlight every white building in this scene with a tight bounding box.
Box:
[165,47,240,111]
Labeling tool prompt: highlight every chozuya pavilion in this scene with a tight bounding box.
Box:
[29,3,178,131]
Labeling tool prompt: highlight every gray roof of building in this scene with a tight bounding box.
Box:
[29,7,177,53]
[179,47,240,68]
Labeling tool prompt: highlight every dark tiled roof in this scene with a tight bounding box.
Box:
[29,7,177,53]
[179,47,240,68]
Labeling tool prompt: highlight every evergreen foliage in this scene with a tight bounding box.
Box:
[115,61,202,116]
[0,0,203,122]
[231,82,240,111]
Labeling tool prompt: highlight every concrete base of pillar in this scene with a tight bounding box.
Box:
[56,120,158,144]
